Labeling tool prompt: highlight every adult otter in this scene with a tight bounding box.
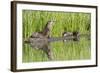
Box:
[24,20,55,60]
[30,20,55,38]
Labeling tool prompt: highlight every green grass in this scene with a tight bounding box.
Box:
[22,10,91,63]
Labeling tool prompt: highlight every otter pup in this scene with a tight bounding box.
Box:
[62,31,79,42]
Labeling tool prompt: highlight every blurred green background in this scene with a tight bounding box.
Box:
[22,10,91,63]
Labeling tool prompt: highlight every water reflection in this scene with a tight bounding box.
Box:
[23,33,91,62]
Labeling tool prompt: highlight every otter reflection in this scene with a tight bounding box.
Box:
[24,33,78,60]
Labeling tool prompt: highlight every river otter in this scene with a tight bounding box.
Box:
[24,20,55,60]
[30,20,55,38]
[62,31,79,42]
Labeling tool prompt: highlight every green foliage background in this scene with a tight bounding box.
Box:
[22,10,91,62]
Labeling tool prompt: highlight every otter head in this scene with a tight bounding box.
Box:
[47,20,55,29]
